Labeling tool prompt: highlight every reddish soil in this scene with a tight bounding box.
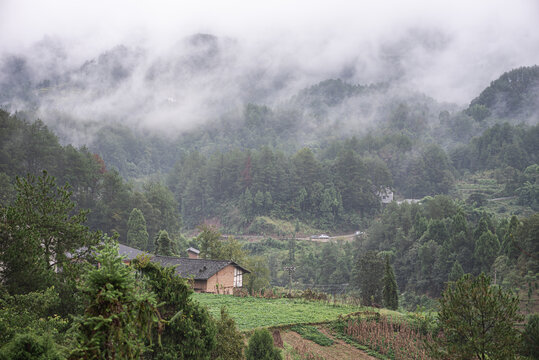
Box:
[281,326,377,360]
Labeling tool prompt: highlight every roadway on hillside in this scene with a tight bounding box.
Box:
[222,233,360,243]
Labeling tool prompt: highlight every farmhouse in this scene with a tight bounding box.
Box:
[118,244,249,294]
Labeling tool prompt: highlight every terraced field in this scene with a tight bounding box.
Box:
[193,293,364,330]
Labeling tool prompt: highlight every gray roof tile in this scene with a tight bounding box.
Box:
[118,243,250,280]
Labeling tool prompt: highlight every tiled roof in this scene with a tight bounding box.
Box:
[118,243,250,280]
[118,243,148,260]
[152,256,250,280]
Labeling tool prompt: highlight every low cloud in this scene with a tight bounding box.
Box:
[1,0,538,140]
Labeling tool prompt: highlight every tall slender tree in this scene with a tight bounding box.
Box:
[126,208,149,250]
[382,256,399,310]
[154,230,175,256]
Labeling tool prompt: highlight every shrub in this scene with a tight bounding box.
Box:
[0,333,64,360]
[212,307,244,360]
[521,314,539,358]
[245,329,282,360]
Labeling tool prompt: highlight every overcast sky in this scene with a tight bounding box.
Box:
[1,0,538,105]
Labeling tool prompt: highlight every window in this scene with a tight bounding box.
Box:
[234,267,243,287]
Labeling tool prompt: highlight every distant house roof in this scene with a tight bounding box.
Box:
[152,256,250,280]
[117,243,250,280]
[118,243,147,259]
[187,247,200,254]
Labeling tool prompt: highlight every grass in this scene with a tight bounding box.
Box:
[289,325,333,346]
[192,293,364,330]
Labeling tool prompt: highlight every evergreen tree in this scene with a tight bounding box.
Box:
[212,307,244,360]
[474,230,500,273]
[433,273,522,359]
[0,171,101,296]
[448,260,464,282]
[240,188,254,220]
[0,332,64,360]
[245,329,282,360]
[355,251,384,306]
[382,257,399,310]
[126,208,149,250]
[132,257,216,360]
[501,215,520,261]
[154,230,175,256]
[70,240,160,359]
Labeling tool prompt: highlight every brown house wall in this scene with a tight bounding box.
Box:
[205,265,236,294]
[193,280,207,292]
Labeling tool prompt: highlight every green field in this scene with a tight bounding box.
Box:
[192,293,364,330]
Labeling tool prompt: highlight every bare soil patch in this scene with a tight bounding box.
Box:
[281,327,377,360]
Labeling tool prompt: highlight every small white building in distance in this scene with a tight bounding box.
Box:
[377,188,394,204]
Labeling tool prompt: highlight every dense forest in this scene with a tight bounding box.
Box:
[1,60,538,357]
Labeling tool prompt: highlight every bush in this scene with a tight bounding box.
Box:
[212,307,244,360]
[245,329,282,360]
[0,333,64,360]
[521,314,539,358]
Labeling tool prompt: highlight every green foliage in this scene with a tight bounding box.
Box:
[69,240,160,360]
[474,230,500,273]
[452,122,538,173]
[465,104,491,122]
[197,224,223,259]
[245,329,282,360]
[126,208,149,250]
[154,230,175,256]
[433,273,522,360]
[133,257,216,359]
[132,256,216,360]
[521,314,539,359]
[212,307,244,360]
[244,256,271,295]
[0,287,68,347]
[290,325,333,346]
[382,257,398,310]
[0,173,15,206]
[447,260,464,282]
[469,65,539,119]
[142,180,182,241]
[193,293,362,330]
[356,251,384,306]
[0,171,101,302]
[0,332,65,360]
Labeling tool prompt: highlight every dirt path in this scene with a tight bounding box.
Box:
[281,327,376,360]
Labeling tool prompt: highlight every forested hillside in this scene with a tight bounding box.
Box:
[1,65,538,304]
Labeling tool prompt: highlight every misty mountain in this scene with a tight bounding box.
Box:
[1,34,538,181]
[468,65,539,121]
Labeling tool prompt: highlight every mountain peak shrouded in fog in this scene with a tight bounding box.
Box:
[1,0,538,138]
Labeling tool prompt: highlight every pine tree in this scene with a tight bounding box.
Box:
[154,230,175,256]
[474,230,500,273]
[126,208,149,250]
[132,257,216,359]
[70,240,160,359]
[356,251,384,306]
[448,260,465,282]
[433,273,522,359]
[382,256,399,310]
